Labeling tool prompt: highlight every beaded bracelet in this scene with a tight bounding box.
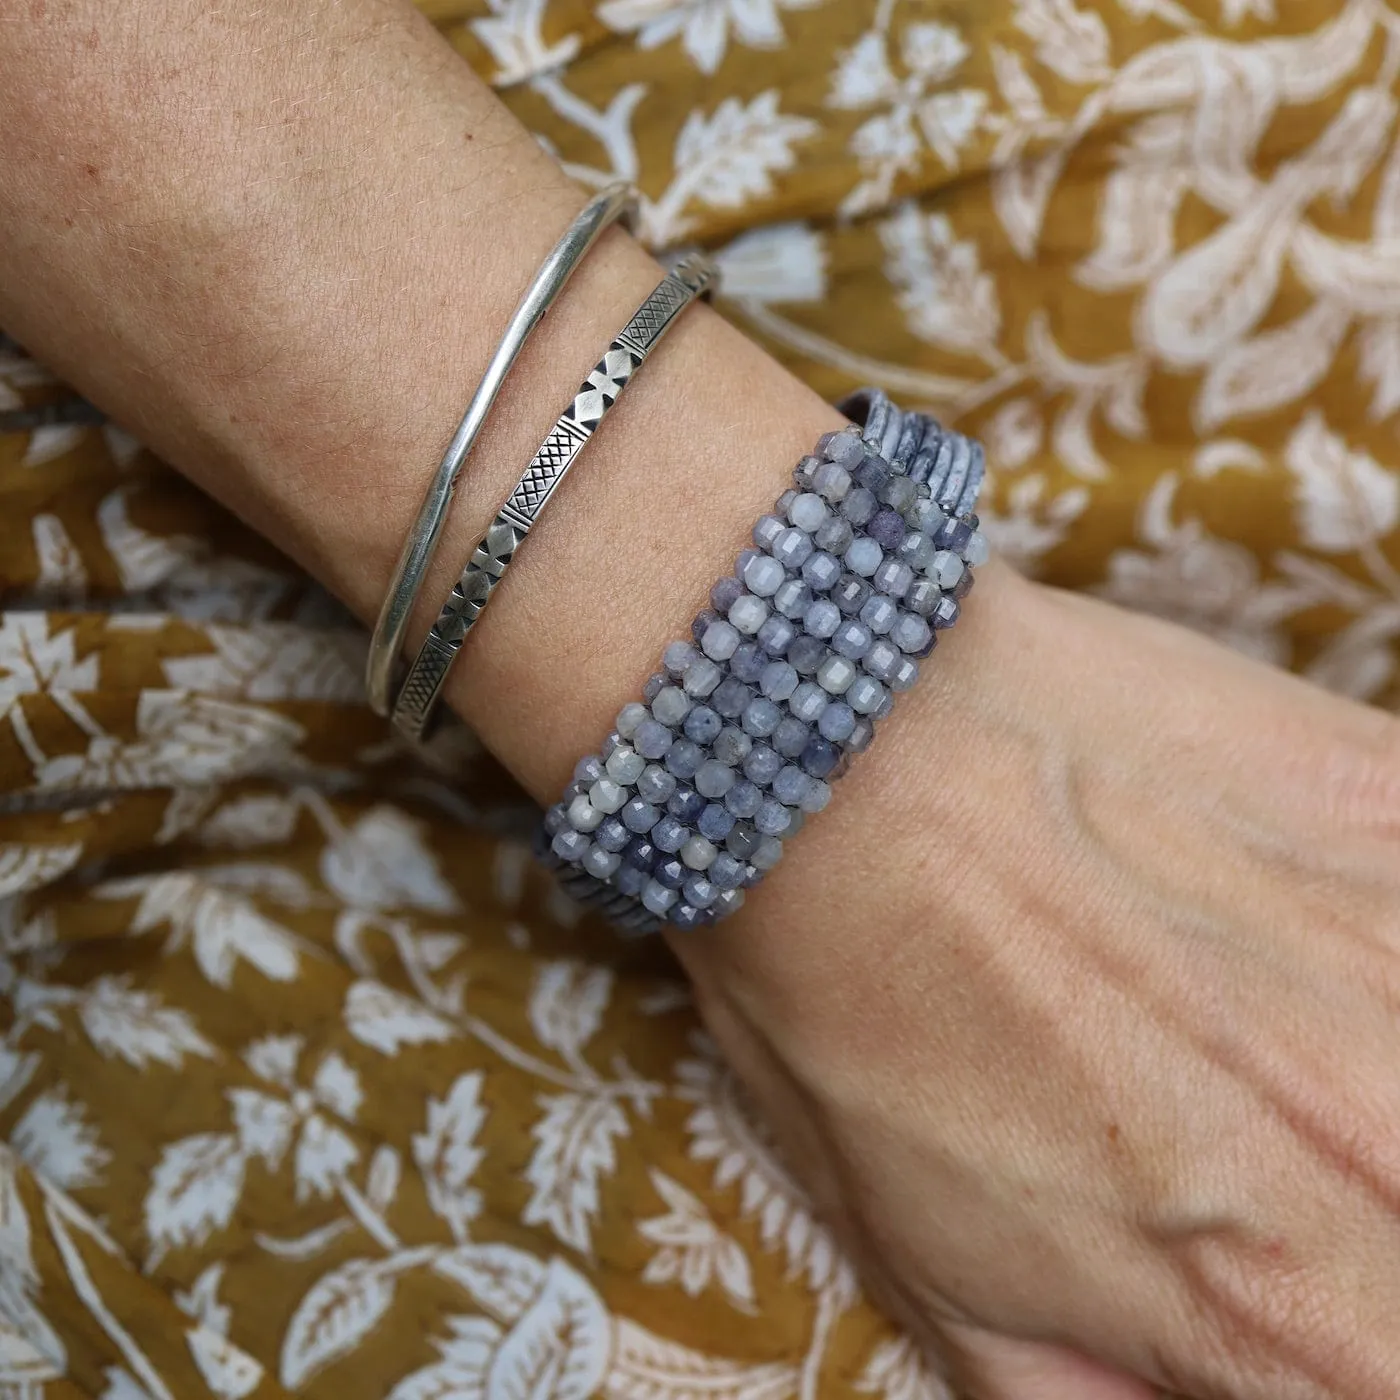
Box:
[539,389,988,933]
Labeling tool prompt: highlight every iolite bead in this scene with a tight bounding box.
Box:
[708,852,748,891]
[847,674,887,716]
[567,795,603,832]
[691,609,717,642]
[637,764,676,804]
[812,460,852,503]
[773,528,814,570]
[759,659,798,702]
[801,550,842,592]
[930,549,964,589]
[873,558,914,599]
[834,574,872,616]
[963,530,990,567]
[684,705,721,744]
[854,455,888,492]
[742,551,785,598]
[552,828,591,863]
[788,492,828,532]
[642,880,678,916]
[905,578,941,616]
[662,640,696,677]
[952,569,975,601]
[622,798,660,835]
[935,517,973,553]
[726,821,760,860]
[712,678,752,720]
[543,804,568,837]
[863,637,901,681]
[582,845,621,880]
[643,672,667,703]
[845,537,882,577]
[832,619,873,661]
[868,508,907,551]
[773,715,812,758]
[664,738,704,779]
[595,815,631,852]
[729,642,768,685]
[634,719,674,761]
[771,764,810,807]
[860,594,898,635]
[683,875,719,909]
[913,497,947,534]
[818,700,856,742]
[817,653,857,695]
[743,744,782,787]
[670,902,704,931]
[616,702,649,739]
[803,598,841,639]
[574,753,606,785]
[757,615,797,657]
[794,453,822,487]
[651,813,688,853]
[606,745,647,784]
[776,488,800,514]
[801,735,841,779]
[710,575,744,613]
[840,485,878,525]
[682,655,722,697]
[614,864,648,897]
[899,531,935,573]
[889,655,920,691]
[753,514,786,550]
[588,778,627,815]
[814,515,854,555]
[681,834,718,871]
[701,619,740,662]
[754,799,794,837]
[879,475,916,512]
[713,726,752,766]
[729,594,769,635]
[817,429,865,469]
[652,685,691,727]
[725,778,763,818]
[695,759,735,800]
[698,803,736,843]
[800,779,832,814]
[750,834,784,870]
[653,856,688,889]
[890,613,932,655]
[773,577,811,619]
[667,785,704,823]
[742,696,783,737]
[789,681,827,724]
[787,633,825,676]
[847,716,875,753]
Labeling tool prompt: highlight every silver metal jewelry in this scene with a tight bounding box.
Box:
[391,251,718,742]
[366,183,638,717]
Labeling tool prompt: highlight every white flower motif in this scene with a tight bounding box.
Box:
[231,1035,362,1200]
[829,20,986,216]
[10,1088,110,1191]
[598,0,819,77]
[638,1168,756,1311]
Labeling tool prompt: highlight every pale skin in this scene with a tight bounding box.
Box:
[2,3,1399,1396]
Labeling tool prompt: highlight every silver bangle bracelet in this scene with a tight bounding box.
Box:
[391,250,719,742]
[365,182,638,717]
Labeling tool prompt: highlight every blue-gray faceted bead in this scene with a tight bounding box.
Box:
[582,845,620,879]
[662,640,696,677]
[698,803,735,842]
[551,828,591,864]
[801,736,841,779]
[868,508,907,551]
[818,701,856,742]
[588,778,627,815]
[654,856,687,890]
[615,864,648,898]
[776,488,799,513]
[683,705,722,745]
[625,836,660,872]
[615,703,649,739]
[681,835,718,872]
[952,567,975,601]
[803,598,841,639]
[712,678,752,720]
[834,574,872,616]
[800,779,832,814]
[773,715,812,759]
[773,528,814,570]
[788,492,829,532]
[595,815,631,853]
[863,637,901,681]
[760,659,798,702]
[753,514,785,550]
[606,745,647,784]
[787,633,826,676]
[854,455,888,492]
[935,517,973,553]
[860,593,898,634]
[899,531,935,574]
[874,558,914,599]
[794,454,822,487]
[713,725,752,766]
[543,804,568,838]
[729,594,769,635]
[742,551,786,598]
[817,653,857,695]
[879,475,916,512]
[773,577,811,619]
[754,800,794,838]
[716,889,747,921]
[574,753,606,785]
[668,785,705,823]
[845,537,883,577]
[651,814,688,853]
[847,674,887,716]
[725,778,763,819]
[801,551,842,592]
[642,880,678,916]
[634,719,674,761]
[815,515,855,556]
[695,760,736,800]
[701,619,740,662]
[664,739,704,780]
[643,672,666,703]
[742,744,782,787]
[742,696,783,737]
[788,682,827,724]
[840,485,878,525]
[670,902,704,931]
[652,685,691,728]
[930,549,964,589]
[729,642,768,684]
[726,821,760,859]
[905,577,941,617]
[913,497,947,534]
[622,799,660,835]
[848,716,875,753]
[963,530,990,567]
[757,615,797,657]
[832,619,873,661]
[771,764,810,807]
[889,655,920,691]
[710,575,744,614]
[890,613,932,655]
[751,834,784,871]
[682,655,722,697]
[708,852,748,891]
[683,875,719,909]
[818,430,865,469]
[812,460,852,503]
[691,609,716,640]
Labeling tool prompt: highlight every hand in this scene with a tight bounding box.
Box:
[674,561,1400,1400]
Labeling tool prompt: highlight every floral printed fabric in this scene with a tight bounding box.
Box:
[1,1,1398,1396]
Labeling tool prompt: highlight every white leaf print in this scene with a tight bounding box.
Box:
[434,1242,546,1325]
[0,843,82,898]
[280,1257,402,1389]
[1013,0,1111,85]
[605,1318,798,1400]
[312,1052,362,1120]
[639,1170,756,1311]
[0,614,98,697]
[22,423,86,469]
[879,203,1000,356]
[651,92,817,241]
[529,961,613,1061]
[367,1144,401,1215]
[992,144,1071,261]
[99,871,299,988]
[199,860,315,908]
[386,1316,498,1400]
[255,1219,354,1260]
[1195,296,1352,432]
[856,1334,948,1400]
[828,30,898,109]
[320,807,460,915]
[187,1325,263,1400]
[1359,317,1400,421]
[714,223,827,304]
[344,979,456,1056]
[144,1132,246,1259]
[915,89,987,170]
[0,1312,63,1389]
[989,43,1045,129]
[11,1088,110,1190]
[294,1115,359,1202]
[31,513,87,600]
[79,976,215,1069]
[200,792,302,850]
[484,1258,610,1400]
[984,398,1044,470]
[414,1073,487,1242]
[0,1149,67,1382]
[471,0,581,87]
[1285,411,1400,554]
[522,1091,629,1254]
[162,623,364,703]
[0,1047,37,1116]
[979,476,1090,576]
[598,0,816,77]
[1290,223,1400,317]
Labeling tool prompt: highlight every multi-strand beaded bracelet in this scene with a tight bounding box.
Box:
[538,389,987,933]
[364,182,988,934]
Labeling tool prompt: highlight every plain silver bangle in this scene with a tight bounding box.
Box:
[391,250,718,743]
[365,182,638,717]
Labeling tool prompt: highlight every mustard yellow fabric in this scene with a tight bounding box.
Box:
[1,2,1398,1396]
